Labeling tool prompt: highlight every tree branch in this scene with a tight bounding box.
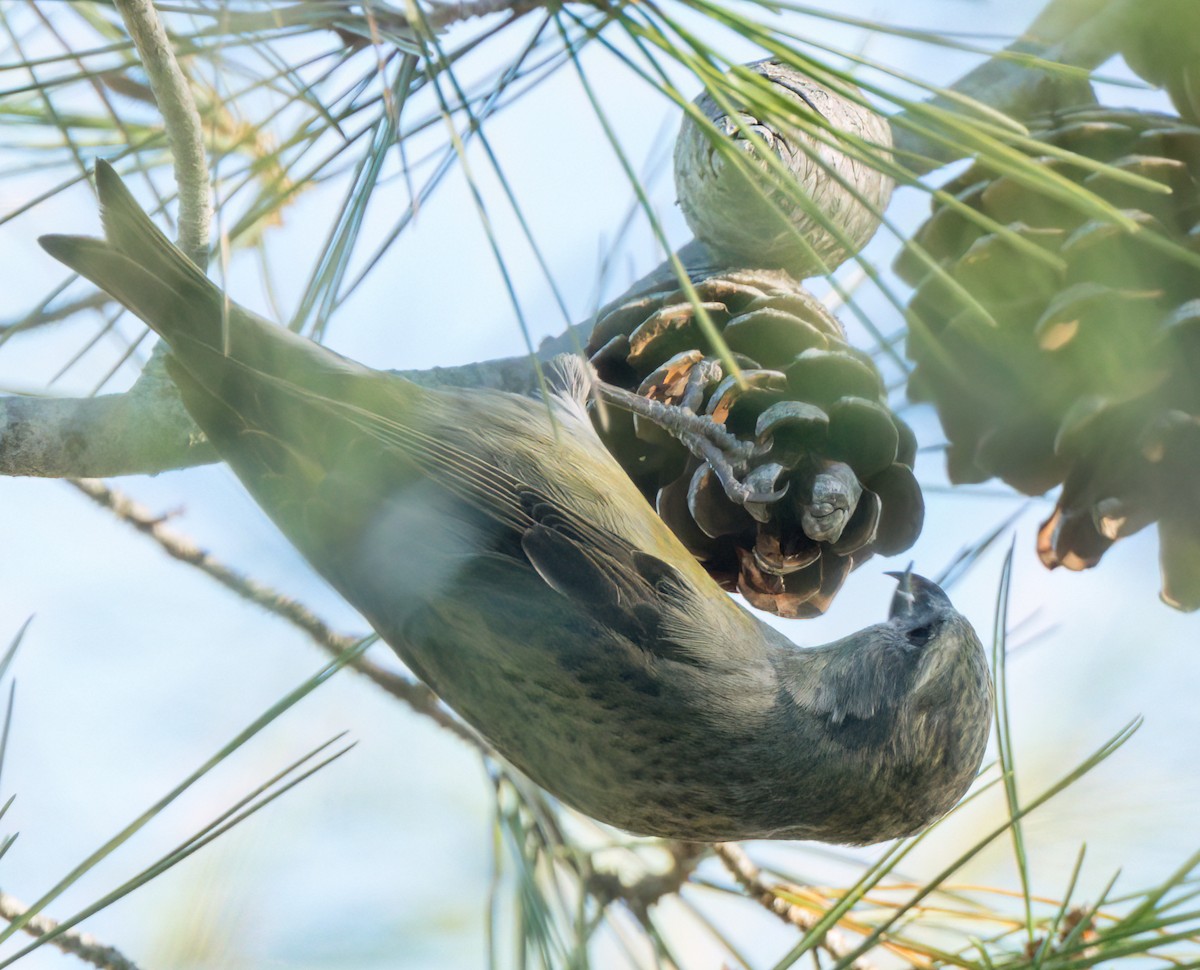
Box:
[0,889,143,970]
[110,0,210,267]
[0,374,213,479]
[587,841,709,917]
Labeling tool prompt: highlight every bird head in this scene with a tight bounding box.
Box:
[886,568,951,632]
[884,569,988,702]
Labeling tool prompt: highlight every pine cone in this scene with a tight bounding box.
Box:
[896,104,1200,610]
[588,269,923,618]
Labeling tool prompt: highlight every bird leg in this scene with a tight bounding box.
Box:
[677,357,723,412]
[594,381,786,506]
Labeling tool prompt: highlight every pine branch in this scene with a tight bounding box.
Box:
[588,841,709,918]
[110,0,211,267]
[0,370,213,479]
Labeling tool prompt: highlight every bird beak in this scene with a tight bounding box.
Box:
[885,569,952,619]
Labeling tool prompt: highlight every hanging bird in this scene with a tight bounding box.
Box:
[39,161,991,844]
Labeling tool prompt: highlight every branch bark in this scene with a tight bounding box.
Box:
[587,841,709,917]
[0,890,143,970]
[111,0,211,267]
[0,371,213,478]
[713,843,877,970]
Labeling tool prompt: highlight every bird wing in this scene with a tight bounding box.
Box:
[518,487,717,667]
[300,382,730,667]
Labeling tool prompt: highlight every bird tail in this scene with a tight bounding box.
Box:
[38,160,225,352]
[38,160,362,396]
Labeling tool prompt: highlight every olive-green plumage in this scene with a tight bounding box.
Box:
[39,161,991,843]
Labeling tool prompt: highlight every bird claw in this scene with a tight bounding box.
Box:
[596,380,791,512]
[687,437,789,514]
[597,380,756,456]
[739,462,790,505]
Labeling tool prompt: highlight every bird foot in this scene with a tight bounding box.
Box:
[595,381,784,507]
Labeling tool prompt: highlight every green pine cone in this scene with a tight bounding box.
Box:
[896,104,1200,610]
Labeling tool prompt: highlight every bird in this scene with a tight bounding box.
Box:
[39,160,992,844]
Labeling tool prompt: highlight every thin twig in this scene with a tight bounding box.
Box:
[714,843,878,970]
[0,291,113,337]
[0,890,142,970]
[106,0,216,474]
[66,477,486,751]
[425,0,543,28]
[110,0,211,266]
[588,841,709,918]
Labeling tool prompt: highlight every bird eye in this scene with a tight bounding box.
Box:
[907,624,933,646]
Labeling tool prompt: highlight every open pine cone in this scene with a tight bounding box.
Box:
[588,269,922,618]
[896,104,1200,610]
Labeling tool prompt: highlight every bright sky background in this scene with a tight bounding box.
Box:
[0,1,1197,967]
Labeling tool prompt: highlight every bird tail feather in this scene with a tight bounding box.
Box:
[39,160,372,404]
[39,160,225,350]
[37,233,198,342]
